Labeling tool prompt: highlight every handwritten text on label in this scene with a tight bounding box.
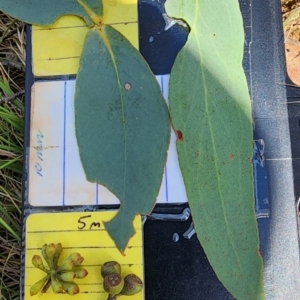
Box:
[35,129,44,177]
[78,215,101,230]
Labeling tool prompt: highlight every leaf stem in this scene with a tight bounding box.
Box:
[41,277,51,293]
[76,0,102,27]
[107,294,118,300]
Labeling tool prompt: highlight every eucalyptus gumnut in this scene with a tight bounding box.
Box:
[59,271,75,282]
[41,243,56,269]
[53,243,63,268]
[74,267,88,279]
[30,275,50,296]
[32,255,48,273]
[51,275,64,294]
[57,253,84,272]
[121,274,143,296]
[103,273,124,295]
[101,261,121,278]
[61,281,80,295]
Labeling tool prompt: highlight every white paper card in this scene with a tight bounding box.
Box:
[29,76,187,206]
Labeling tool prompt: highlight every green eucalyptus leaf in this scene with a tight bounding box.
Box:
[0,0,102,27]
[75,26,170,253]
[166,0,264,299]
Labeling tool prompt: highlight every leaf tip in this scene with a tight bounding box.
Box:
[103,215,136,254]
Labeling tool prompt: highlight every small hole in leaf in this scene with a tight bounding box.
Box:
[176,130,183,141]
[124,83,131,91]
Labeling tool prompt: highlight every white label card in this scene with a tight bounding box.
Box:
[29,75,187,206]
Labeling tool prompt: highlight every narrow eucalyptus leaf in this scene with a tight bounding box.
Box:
[166,0,265,299]
[0,0,102,27]
[75,26,170,253]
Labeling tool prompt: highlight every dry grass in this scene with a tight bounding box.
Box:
[0,11,25,300]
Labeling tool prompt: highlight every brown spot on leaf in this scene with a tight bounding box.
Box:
[257,249,262,258]
[229,153,235,159]
[175,130,183,141]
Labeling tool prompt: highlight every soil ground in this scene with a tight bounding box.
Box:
[282,0,300,41]
[281,0,300,85]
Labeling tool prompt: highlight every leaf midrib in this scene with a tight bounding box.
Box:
[76,0,102,26]
[98,27,128,202]
[75,0,128,203]
[192,0,244,276]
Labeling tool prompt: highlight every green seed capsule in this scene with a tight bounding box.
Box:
[101,261,121,278]
[51,275,64,294]
[103,273,124,295]
[71,253,84,266]
[32,255,48,273]
[60,281,80,295]
[57,258,75,271]
[57,253,84,272]
[45,243,56,269]
[59,271,75,281]
[30,275,50,296]
[121,274,143,296]
[74,267,88,279]
[53,243,63,268]
[41,244,51,268]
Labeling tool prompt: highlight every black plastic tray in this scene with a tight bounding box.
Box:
[22,0,300,299]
